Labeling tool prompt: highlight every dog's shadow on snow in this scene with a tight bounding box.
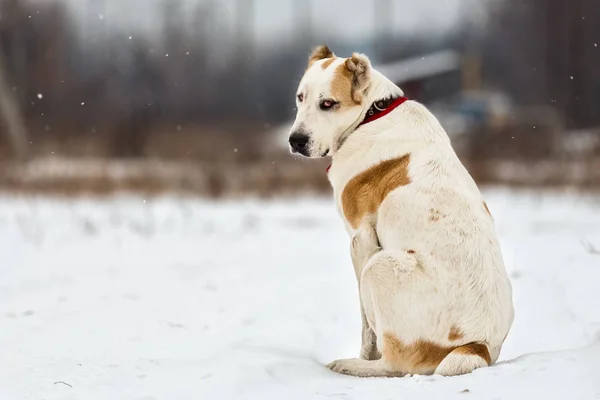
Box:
[233,341,585,384]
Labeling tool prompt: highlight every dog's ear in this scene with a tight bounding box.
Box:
[344,53,372,104]
[308,45,335,67]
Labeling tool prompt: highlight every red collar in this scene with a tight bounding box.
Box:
[359,96,408,127]
[326,96,408,174]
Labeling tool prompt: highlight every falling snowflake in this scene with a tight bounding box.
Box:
[37,93,43,99]
[81,102,85,106]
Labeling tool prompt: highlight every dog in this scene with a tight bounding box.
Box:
[288,45,514,377]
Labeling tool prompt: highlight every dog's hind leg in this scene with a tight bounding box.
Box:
[328,247,420,377]
[351,224,382,361]
[434,343,491,376]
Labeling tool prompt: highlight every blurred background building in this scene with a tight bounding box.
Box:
[0,0,599,196]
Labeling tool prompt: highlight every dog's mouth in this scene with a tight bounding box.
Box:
[290,146,310,157]
[290,147,330,158]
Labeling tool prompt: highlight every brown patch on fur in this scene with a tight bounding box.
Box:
[383,333,491,374]
[448,326,464,341]
[308,45,334,67]
[483,201,492,216]
[331,63,358,105]
[383,333,453,374]
[321,58,336,69]
[407,249,416,254]
[342,155,411,229]
[454,343,491,365]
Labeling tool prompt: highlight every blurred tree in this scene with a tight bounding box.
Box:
[0,0,29,159]
[482,0,600,130]
[0,51,28,160]
[111,47,167,158]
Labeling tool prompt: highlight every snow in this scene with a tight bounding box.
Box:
[1,189,600,400]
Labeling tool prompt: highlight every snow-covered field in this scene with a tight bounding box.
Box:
[1,189,600,400]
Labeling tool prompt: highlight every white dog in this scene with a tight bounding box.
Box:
[288,45,514,377]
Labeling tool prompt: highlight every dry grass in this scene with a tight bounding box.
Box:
[0,157,331,198]
[2,125,600,197]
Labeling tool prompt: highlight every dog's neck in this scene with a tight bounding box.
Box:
[365,69,406,107]
[333,69,405,152]
[330,69,452,170]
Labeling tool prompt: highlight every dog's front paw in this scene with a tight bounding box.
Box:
[327,358,392,377]
[327,358,403,378]
[327,358,364,376]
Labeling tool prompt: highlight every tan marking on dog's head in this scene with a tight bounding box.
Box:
[448,326,464,341]
[308,45,335,67]
[483,201,492,216]
[454,343,491,365]
[331,63,356,105]
[321,58,337,70]
[329,53,372,105]
[342,155,411,229]
[383,333,454,375]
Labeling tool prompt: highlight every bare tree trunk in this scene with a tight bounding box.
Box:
[0,52,29,161]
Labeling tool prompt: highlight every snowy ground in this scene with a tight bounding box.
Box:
[1,188,600,400]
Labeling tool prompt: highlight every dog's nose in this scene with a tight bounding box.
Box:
[289,132,309,152]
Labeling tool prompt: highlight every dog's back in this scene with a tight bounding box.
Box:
[329,100,514,375]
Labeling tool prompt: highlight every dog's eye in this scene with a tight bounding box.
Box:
[320,100,337,110]
[297,93,304,103]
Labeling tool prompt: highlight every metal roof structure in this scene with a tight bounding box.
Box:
[374,50,462,84]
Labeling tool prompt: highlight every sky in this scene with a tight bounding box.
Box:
[59,0,490,44]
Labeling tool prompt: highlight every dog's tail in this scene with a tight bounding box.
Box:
[434,342,491,376]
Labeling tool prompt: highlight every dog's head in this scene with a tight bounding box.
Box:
[289,45,372,158]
